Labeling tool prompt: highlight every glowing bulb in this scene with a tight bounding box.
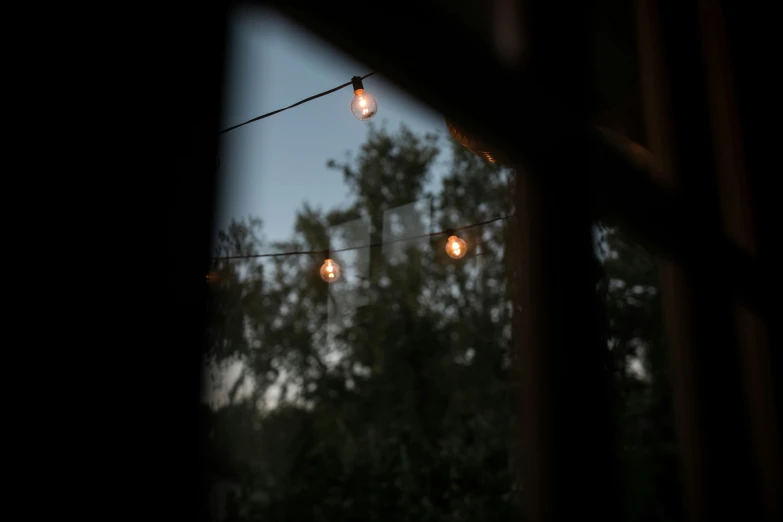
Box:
[445,235,467,259]
[351,89,378,120]
[349,77,378,121]
[319,258,341,283]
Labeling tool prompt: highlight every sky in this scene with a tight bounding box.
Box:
[207,5,455,407]
[215,5,453,249]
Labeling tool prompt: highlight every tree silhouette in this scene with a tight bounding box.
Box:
[204,123,680,522]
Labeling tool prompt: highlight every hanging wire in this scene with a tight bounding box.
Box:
[212,71,512,266]
[211,214,512,262]
[218,71,378,135]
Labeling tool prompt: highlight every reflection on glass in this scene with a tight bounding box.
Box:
[594,222,684,522]
[325,217,370,327]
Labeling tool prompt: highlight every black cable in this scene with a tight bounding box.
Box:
[218,71,378,135]
[211,214,512,261]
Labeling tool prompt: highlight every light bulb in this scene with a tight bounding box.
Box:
[319,258,341,283]
[445,235,467,259]
[350,76,378,121]
[351,89,378,120]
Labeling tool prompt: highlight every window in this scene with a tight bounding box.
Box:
[198,2,780,521]
[206,7,523,520]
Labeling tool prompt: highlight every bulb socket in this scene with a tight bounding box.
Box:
[351,76,364,93]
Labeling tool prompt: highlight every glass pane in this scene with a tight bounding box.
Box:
[594,221,684,522]
[205,6,522,521]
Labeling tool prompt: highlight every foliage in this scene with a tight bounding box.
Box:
[204,123,681,521]
[596,224,682,522]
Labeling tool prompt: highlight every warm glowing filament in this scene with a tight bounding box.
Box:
[320,258,341,283]
[445,235,467,259]
[350,87,377,121]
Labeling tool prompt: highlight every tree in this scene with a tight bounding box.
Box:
[596,224,682,522]
[204,123,680,522]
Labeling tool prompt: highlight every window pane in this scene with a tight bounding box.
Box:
[205,6,522,521]
[594,221,684,521]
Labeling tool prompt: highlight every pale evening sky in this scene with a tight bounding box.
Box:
[215,5,453,249]
[208,5,456,406]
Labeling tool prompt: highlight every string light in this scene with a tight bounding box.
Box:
[218,72,377,135]
[319,258,342,283]
[211,216,510,261]
[350,76,378,121]
[207,215,513,283]
[445,235,467,259]
[210,72,518,283]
